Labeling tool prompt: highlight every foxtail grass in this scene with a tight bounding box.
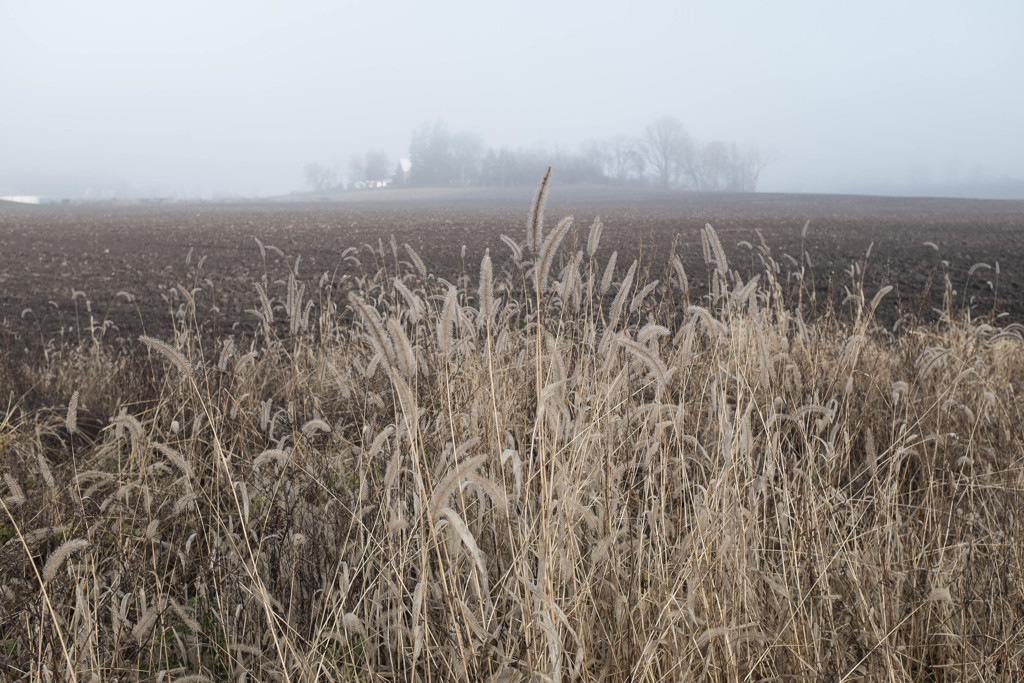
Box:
[1,178,1023,681]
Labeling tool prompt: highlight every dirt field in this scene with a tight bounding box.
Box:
[3,185,1024,349]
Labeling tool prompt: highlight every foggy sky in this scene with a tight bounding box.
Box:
[2,1,1023,199]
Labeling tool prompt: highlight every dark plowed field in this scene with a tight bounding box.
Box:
[3,186,1024,351]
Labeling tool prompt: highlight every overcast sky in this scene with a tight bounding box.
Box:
[2,0,1022,198]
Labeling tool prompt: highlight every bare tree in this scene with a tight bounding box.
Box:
[697,141,731,191]
[304,163,338,192]
[643,116,696,188]
[627,146,646,183]
[604,135,646,183]
[735,143,778,192]
[689,142,778,192]
[580,140,610,179]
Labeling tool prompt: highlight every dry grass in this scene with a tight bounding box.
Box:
[2,179,1024,681]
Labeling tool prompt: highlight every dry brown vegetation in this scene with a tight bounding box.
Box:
[2,178,1024,681]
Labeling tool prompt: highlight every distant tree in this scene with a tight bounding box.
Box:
[347,156,365,187]
[697,141,731,191]
[691,142,777,192]
[627,147,647,183]
[450,132,484,186]
[555,148,606,184]
[734,143,777,192]
[477,145,607,187]
[393,159,412,186]
[605,135,646,183]
[480,148,525,186]
[349,151,393,187]
[304,163,338,192]
[479,149,499,186]
[364,151,391,184]
[479,147,563,186]
[409,120,456,186]
[580,140,611,178]
[643,116,696,188]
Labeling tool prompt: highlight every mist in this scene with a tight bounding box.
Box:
[3,1,1022,199]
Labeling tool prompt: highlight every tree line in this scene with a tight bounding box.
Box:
[304,115,776,192]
